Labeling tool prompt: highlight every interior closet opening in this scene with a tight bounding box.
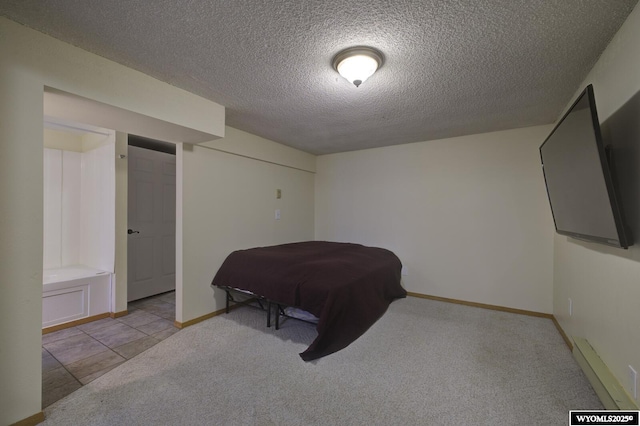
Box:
[42,116,116,329]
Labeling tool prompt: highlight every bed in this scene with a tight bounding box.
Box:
[210,241,406,361]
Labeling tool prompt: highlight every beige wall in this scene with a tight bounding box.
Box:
[43,128,84,152]
[553,4,640,403]
[0,17,224,424]
[315,125,555,313]
[206,126,316,172]
[179,127,315,322]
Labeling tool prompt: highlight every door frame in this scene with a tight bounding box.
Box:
[126,137,177,303]
[115,137,183,323]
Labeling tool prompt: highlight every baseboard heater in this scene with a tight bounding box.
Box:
[572,337,638,410]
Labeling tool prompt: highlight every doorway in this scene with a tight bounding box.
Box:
[127,136,177,302]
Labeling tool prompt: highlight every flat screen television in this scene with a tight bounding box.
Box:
[539,84,632,249]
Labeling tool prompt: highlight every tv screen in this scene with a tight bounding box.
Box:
[539,84,632,249]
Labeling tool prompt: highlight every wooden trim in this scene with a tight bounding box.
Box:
[174,307,227,329]
[406,292,578,354]
[406,292,553,319]
[551,315,573,351]
[110,310,128,319]
[10,411,45,426]
[174,299,250,329]
[42,312,111,335]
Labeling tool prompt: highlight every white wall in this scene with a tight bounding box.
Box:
[80,139,115,272]
[178,127,315,323]
[315,125,555,313]
[553,4,640,404]
[43,148,82,269]
[43,130,116,273]
[0,17,224,424]
[62,151,82,267]
[43,148,64,269]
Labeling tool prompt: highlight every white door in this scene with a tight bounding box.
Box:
[127,145,176,301]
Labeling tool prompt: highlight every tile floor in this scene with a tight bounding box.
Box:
[42,291,179,408]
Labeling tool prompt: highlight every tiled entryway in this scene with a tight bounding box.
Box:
[42,291,179,408]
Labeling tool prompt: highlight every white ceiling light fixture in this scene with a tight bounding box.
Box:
[332,46,384,88]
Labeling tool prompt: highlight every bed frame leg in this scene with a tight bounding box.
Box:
[267,300,272,327]
[275,304,280,330]
[225,289,231,314]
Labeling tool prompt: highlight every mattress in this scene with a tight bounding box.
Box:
[211,241,406,360]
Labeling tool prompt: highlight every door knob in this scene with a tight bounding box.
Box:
[127,229,140,234]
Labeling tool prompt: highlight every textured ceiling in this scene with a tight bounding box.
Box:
[1,1,637,154]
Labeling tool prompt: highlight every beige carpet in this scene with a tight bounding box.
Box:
[42,296,602,425]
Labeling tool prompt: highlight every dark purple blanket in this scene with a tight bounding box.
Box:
[211,241,406,361]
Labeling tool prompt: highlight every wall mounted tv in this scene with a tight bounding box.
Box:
[539,84,632,249]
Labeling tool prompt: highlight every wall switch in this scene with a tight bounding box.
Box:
[276,189,281,199]
[401,266,408,276]
[568,298,572,317]
[275,209,280,220]
[629,365,637,400]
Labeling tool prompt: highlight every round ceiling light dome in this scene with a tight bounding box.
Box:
[332,46,384,88]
